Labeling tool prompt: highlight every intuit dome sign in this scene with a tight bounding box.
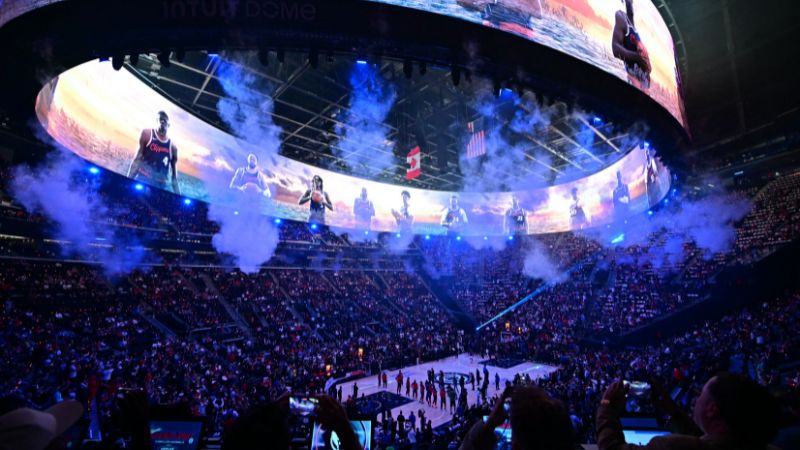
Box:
[160,0,317,21]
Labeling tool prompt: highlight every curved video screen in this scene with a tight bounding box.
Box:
[368,0,687,129]
[0,0,65,28]
[35,60,670,236]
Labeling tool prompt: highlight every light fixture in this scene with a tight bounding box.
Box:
[308,48,318,69]
[157,50,171,68]
[112,53,124,71]
[403,59,412,79]
[258,48,270,67]
[451,65,461,86]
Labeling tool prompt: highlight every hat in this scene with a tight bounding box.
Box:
[0,400,84,450]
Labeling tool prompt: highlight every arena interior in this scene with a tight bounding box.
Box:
[0,1,799,449]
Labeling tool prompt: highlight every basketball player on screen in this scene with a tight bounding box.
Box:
[642,146,659,208]
[299,175,333,225]
[128,111,180,194]
[353,187,375,230]
[441,195,468,233]
[392,190,414,232]
[229,153,271,198]
[504,195,528,235]
[612,0,652,90]
[569,187,589,229]
[612,170,630,221]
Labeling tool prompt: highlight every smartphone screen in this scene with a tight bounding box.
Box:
[290,396,319,416]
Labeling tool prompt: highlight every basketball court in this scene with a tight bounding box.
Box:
[336,353,558,428]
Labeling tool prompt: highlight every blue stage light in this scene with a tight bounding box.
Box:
[643,141,651,148]
[310,223,318,230]
[664,199,669,204]
[88,166,100,175]
[364,230,369,235]
[425,235,431,240]
[592,116,603,125]
[648,210,654,216]
[233,210,239,215]
[508,235,514,241]
[456,236,462,241]
[396,233,401,238]
[475,251,599,331]
[183,198,191,205]
[356,59,368,65]
[274,218,282,224]
[610,233,625,244]
[483,236,488,240]
[134,183,144,191]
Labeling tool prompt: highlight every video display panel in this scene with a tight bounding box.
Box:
[0,0,65,28]
[311,420,372,450]
[36,60,670,236]
[367,0,687,129]
[150,421,203,450]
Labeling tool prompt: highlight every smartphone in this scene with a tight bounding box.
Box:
[115,387,142,400]
[290,396,319,416]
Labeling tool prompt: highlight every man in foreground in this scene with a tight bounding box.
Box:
[597,373,781,450]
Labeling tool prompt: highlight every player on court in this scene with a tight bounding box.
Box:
[299,175,333,225]
[229,153,271,198]
[612,0,652,90]
[440,195,468,233]
[128,111,180,194]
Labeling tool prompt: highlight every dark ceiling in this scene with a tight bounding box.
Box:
[128,51,635,191]
[661,0,800,148]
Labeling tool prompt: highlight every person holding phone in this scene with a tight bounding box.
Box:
[597,373,781,450]
[458,386,575,450]
[223,394,361,450]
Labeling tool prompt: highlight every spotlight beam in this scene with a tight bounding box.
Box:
[475,252,600,332]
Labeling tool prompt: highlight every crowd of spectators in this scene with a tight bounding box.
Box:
[1,164,800,449]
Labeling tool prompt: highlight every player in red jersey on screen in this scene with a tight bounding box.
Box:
[612,0,652,90]
[128,111,180,194]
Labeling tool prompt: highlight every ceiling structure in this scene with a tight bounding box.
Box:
[126,51,635,191]
[660,0,800,150]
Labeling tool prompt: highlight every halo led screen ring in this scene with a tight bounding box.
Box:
[367,0,688,129]
[36,59,670,236]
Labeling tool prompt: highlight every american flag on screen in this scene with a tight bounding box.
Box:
[465,118,486,159]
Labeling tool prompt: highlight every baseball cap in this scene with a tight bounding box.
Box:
[0,400,84,450]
